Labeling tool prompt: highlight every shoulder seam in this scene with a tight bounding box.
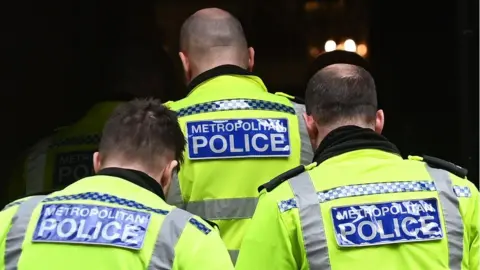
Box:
[274,92,305,104]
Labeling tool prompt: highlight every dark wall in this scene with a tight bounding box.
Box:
[370,1,479,186]
[1,1,179,203]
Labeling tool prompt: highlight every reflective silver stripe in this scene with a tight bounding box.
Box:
[426,165,464,270]
[25,137,52,194]
[166,172,185,209]
[185,197,258,220]
[291,102,314,165]
[148,207,192,270]
[288,173,331,269]
[229,250,239,265]
[5,196,46,270]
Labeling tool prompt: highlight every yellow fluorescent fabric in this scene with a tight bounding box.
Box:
[0,175,233,270]
[236,150,479,270]
[166,73,313,260]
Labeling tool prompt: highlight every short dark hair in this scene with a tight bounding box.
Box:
[305,64,377,125]
[99,98,185,169]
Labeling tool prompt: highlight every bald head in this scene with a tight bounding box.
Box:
[305,63,378,126]
[180,8,249,71]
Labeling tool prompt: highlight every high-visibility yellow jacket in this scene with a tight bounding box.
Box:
[236,126,479,270]
[7,101,122,202]
[0,167,233,270]
[165,65,314,263]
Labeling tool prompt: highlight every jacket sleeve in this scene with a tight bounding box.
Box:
[451,174,480,269]
[235,192,298,270]
[467,184,479,270]
[290,102,314,165]
[165,172,187,209]
[5,136,53,207]
[0,204,21,270]
[174,222,233,270]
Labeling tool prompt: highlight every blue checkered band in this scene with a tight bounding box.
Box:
[49,134,101,149]
[278,181,472,213]
[453,185,471,197]
[316,181,437,203]
[189,218,212,234]
[176,99,296,117]
[278,198,297,213]
[42,192,170,215]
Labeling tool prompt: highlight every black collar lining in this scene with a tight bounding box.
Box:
[313,126,402,165]
[96,167,166,200]
[186,65,253,93]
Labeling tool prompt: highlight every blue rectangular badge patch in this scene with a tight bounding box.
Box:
[186,118,290,160]
[331,198,443,247]
[32,204,151,250]
[53,151,95,187]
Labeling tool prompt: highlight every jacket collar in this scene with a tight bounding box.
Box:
[96,167,166,200]
[313,125,402,165]
[186,64,256,94]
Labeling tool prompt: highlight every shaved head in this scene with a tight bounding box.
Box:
[180,8,250,73]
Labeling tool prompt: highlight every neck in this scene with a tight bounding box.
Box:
[316,121,374,148]
[313,125,401,165]
[190,61,246,82]
[100,161,162,185]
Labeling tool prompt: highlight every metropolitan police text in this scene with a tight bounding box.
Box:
[188,119,290,157]
[333,199,443,246]
[34,204,150,249]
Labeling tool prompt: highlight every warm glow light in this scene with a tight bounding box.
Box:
[324,40,336,52]
[305,1,320,12]
[357,44,368,57]
[344,39,356,52]
[309,46,320,58]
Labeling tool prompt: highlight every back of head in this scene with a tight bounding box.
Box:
[180,8,249,70]
[98,98,185,171]
[305,63,378,127]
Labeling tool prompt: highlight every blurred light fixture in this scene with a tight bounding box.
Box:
[357,44,368,57]
[309,46,320,58]
[324,40,336,52]
[344,39,356,52]
[305,1,320,12]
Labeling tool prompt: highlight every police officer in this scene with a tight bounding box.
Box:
[6,99,121,203]
[235,51,479,270]
[0,99,234,270]
[6,47,178,204]
[165,8,314,263]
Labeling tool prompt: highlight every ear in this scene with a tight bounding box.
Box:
[303,113,319,149]
[179,52,191,82]
[160,160,179,196]
[93,152,102,173]
[247,47,255,72]
[374,109,385,134]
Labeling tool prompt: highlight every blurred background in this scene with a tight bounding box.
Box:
[2,0,479,202]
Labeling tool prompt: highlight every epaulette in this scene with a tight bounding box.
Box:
[199,217,219,230]
[408,155,468,179]
[274,92,305,105]
[163,100,174,108]
[26,189,58,197]
[258,162,318,193]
